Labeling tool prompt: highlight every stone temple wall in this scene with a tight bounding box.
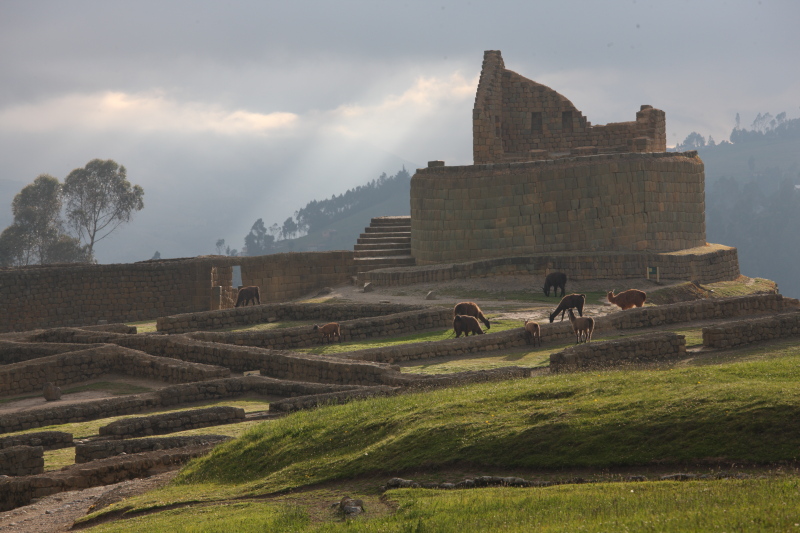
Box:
[411,151,706,265]
[0,252,356,333]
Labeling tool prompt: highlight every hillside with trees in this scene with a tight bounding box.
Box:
[675,113,800,298]
[234,167,411,256]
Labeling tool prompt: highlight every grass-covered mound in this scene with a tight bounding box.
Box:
[176,339,800,494]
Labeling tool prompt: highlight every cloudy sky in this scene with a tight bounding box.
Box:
[1,0,798,263]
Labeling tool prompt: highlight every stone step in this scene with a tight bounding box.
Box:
[354,256,416,269]
[354,242,410,252]
[357,235,411,245]
[364,226,411,234]
[354,248,410,258]
[370,216,411,226]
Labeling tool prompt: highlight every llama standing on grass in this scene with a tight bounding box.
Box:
[542,272,567,298]
[607,289,647,310]
[567,308,594,344]
[313,323,341,343]
[454,302,491,330]
[549,294,586,323]
[524,319,541,346]
[235,286,260,307]
[453,315,484,337]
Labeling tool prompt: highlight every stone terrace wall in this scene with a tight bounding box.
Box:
[0,376,364,434]
[550,332,686,372]
[0,431,72,451]
[411,151,706,264]
[75,434,231,463]
[98,406,245,439]
[0,252,356,334]
[702,311,800,349]
[0,345,229,397]
[0,260,211,333]
[158,302,426,334]
[189,308,452,350]
[603,293,792,330]
[0,446,212,511]
[0,446,44,477]
[362,246,739,286]
[0,340,105,365]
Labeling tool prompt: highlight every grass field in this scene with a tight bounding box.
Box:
[76,336,800,530]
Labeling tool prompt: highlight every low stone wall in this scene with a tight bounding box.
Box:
[362,246,740,286]
[0,344,230,397]
[702,311,800,349]
[0,376,363,434]
[158,303,427,334]
[75,435,232,463]
[0,340,106,365]
[603,293,792,330]
[189,308,452,350]
[550,332,686,372]
[99,406,246,439]
[0,431,73,451]
[0,446,44,476]
[0,445,213,511]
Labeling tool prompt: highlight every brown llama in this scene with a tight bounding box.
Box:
[549,294,586,323]
[524,319,541,346]
[453,302,491,329]
[313,322,341,343]
[235,286,261,307]
[453,315,484,337]
[567,308,594,344]
[607,289,647,310]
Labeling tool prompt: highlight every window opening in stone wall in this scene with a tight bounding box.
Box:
[531,112,542,132]
[562,111,573,132]
[232,265,242,288]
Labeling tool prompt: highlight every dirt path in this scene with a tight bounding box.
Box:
[0,472,177,533]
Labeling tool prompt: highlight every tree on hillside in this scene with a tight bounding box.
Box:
[0,174,90,267]
[243,218,274,256]
[676,132,706,151]
[62,159,144,257]
[215,239,225,255]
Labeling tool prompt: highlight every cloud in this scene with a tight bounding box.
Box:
[0,91,299,136]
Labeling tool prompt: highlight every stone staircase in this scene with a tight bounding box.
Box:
[354,216,415,282]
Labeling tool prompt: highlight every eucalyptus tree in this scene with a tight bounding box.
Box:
[62,159,144,257]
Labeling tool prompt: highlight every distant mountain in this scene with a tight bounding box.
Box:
[697,119,800,298]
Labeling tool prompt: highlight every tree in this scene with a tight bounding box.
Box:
[0,174,90,266]
[62,159,144,257]
[151,251,162,260]
[676,132,706,151]
[215,239,225,255]
[243,218,274,256]
[281,217,298,240]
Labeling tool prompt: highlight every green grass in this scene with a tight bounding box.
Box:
[225,320,318,333]
[86,477,800,532]
[295,319,524,356]
[436,287,609,306]
[126,320,157,333]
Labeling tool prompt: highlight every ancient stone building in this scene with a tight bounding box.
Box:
[410,50,710,265]
[473,50,666,163]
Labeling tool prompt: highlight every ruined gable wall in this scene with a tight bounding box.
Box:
[473,51,666,163]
